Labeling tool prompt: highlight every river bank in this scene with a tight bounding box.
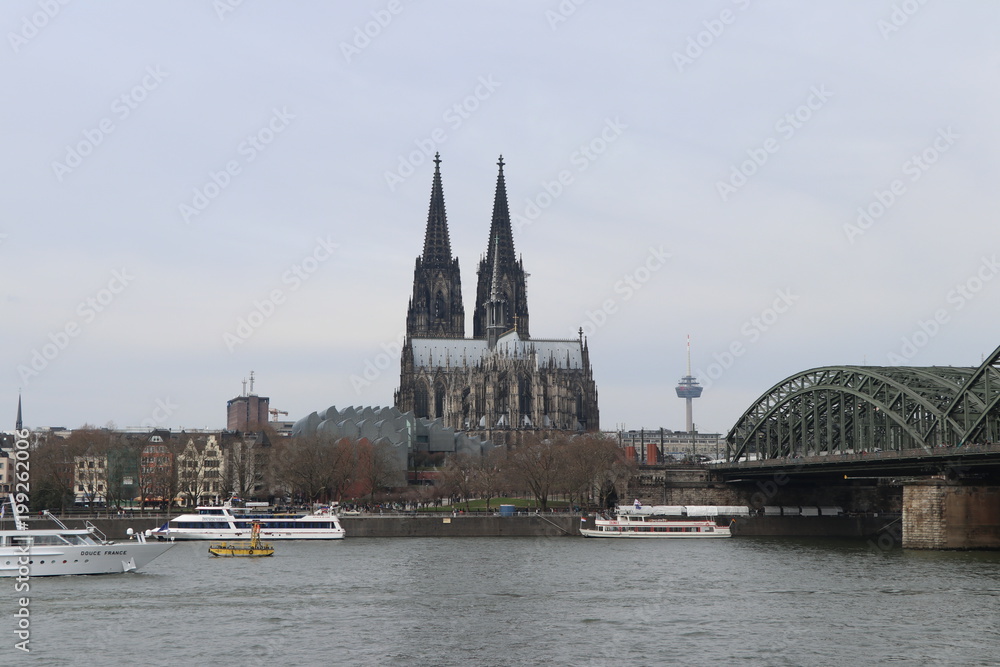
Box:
[29,513,898,540]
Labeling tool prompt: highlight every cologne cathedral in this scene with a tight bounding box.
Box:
[394,154,599,444]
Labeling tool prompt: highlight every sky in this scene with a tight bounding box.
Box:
[3,1,999,436]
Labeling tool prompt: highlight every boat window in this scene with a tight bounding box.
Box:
[705,527,714,532]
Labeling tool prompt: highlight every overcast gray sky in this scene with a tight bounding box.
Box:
[3,1,998,436]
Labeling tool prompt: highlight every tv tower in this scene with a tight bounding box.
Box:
[675,335,703,433]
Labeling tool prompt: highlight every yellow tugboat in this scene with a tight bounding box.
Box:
[209,521,274,557]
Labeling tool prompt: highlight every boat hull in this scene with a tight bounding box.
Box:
[153,528,344,541]
[580,527,731,538]
[0,541,175,576]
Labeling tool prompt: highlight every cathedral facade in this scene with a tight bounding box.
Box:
[394,155,599,443]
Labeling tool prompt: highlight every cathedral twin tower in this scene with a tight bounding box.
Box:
[395,154,599,442]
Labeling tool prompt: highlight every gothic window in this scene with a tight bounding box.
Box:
[518,375,532,421]
[434,291,445,319]
[576,389,586,429]
[461,387,471,429]
[414,383,429,419]
[496,373,509,425]
[435,382,446,419]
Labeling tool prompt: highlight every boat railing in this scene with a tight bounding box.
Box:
[84,521,108,543]
[42,509,70,530]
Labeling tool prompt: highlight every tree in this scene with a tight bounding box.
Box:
[225,436,267,499]
[31,430,90,513]
[474,447,506,512]
[440,453,478,510]
[274,434,352,503]
[357,439,398,501]
[561,433,634,509]
[506,432,567,511]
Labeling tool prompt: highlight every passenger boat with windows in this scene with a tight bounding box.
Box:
[0,498,175,576]
[580,502,735,538]
[151,498,345,541]
[209,521,274,557]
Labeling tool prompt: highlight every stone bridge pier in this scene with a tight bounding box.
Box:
[903,481,1000,549]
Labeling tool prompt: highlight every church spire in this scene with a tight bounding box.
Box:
[15,393,22,431]
[474,155,529,339]
[484,155,516,271]
[421,153,453,267]
[406,153,465,338]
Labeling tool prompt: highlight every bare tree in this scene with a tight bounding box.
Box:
[225,437,266,499]
[274,434,349,503]
[440,453,478,510]
[506,432,567,511]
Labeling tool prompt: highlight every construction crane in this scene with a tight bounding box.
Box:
[268,408,288,422]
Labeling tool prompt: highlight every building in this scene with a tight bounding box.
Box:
[292,404,494,487]
[609,428,723,462]
[226,371,270,431]
[395,155,599,444]
[176,434,226,506]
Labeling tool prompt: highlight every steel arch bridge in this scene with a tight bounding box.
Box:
[726,344,1000,462]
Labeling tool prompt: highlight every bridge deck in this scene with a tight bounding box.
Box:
[712,442,1000,479]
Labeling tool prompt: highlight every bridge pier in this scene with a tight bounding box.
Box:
[903,481,1000,549]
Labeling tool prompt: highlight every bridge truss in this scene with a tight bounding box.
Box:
[727,344,1000,462]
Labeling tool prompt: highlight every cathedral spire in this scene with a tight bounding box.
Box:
[406,153,465,339]
[421,153,452,267]
[474,156,529,339]
[15,393,22,432]
[484,155,516,271]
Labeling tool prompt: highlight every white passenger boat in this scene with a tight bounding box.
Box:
[580,503,734,538]
[0,499,175,576]
[150,499,345,541]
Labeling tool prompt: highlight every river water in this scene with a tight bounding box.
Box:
[6,536,1000,666]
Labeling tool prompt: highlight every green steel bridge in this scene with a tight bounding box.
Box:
[721,343,1000,478]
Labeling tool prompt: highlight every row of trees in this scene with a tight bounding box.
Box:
[25,428,633,513]
[439,432,635,511]
[270,436,398,503]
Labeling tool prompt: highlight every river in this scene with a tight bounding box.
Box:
[6,536,1000,666]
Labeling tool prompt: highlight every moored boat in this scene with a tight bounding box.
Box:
[151,498,345,541]
[580,503,736,538]
[0,498,175,576]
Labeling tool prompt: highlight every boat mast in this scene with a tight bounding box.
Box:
[8,495,27,531]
